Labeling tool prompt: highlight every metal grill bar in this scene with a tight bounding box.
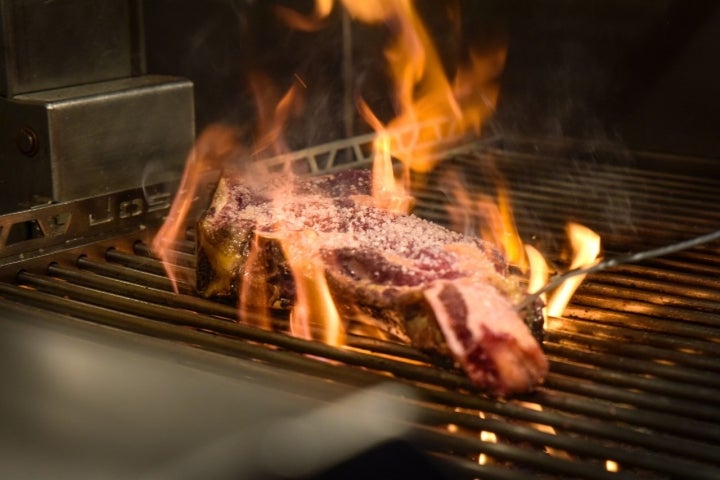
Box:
[1,141,720,478]
[548,329,720,373]
[415,147,720,252]
[548,344,720,392]
[4,245,719,477]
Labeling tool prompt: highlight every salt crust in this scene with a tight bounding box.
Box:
[208,170,500,284]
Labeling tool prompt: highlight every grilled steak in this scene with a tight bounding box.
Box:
[196,168,548,395]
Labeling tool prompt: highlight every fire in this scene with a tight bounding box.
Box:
[356,99,414,213]
[355,0,506,173]
[249,72,306,159]
[489,184,526,270]
[444,170,526,271]
[277,229,345,346]
[152,124,243,292]
[525,244,550,321]
[153,73,304,294]
[547,222,602,317]
[153,0,600,358]
[519,401,571,459]
[341,0,506,209]
[443,167,600,323]
[238,234,273,331]
[371,132,414,214]
[476,411,498,466]
[478,431,498,466]
[274,0,335,32]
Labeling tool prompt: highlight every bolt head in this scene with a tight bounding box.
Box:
[17,127,39,157]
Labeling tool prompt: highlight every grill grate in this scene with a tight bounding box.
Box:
[1,140,720,479]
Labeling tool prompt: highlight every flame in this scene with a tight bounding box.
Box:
[495,185,526,270]
[606,460,620,473]
[238,234,273,330]
[276,229,345,346]
[154,0,599,358]
[453,48,507,134]
[153,74,303,293]
[525,244,549,323]
[346,0,505,210]
[367,0,505,174]
[444,169,600,323]
[444,170,526,271]
[547,222,602,317]
[372,132,414,214]
[249,72,305,159]
[273,0,334,32]
[152,125,243,292]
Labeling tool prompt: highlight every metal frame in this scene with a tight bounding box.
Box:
[256,116,482,174]
[0,116,481,264]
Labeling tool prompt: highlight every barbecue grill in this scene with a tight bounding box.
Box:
[1,1,720,479]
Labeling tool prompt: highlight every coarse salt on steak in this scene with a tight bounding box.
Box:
[196,168,548,395]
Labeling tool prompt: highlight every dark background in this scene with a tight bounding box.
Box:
[143,0,720,159]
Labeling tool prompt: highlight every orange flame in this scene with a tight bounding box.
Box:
[274,0,334,32]
[444,170,600,321]
[371,132,414,214]
[364,0,505,174]
[277,229,345,346]
[519,401,571,459]
[453,48,507,134]
[153,73,303,293]
[344,0,505,210]
[547,222,602,317]
[495,185,526,270]
[525,244,549,322]
[154,0,598,356]
[356,99,413,213]
[250,72,305,159]
[445,171,526,271]
[152,125,243,292]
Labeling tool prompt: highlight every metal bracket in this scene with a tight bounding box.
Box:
[257,117,480,175]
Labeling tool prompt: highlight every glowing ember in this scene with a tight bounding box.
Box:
[606,460,620,472]
[547,222,602,317]
[238,234,273,330]
[495,187,527,270]
[477,411,498,466]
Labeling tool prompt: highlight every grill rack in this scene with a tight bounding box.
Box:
[1,139,720,478]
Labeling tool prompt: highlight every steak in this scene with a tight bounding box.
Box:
[196,168,548,395]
